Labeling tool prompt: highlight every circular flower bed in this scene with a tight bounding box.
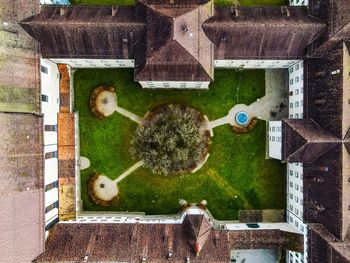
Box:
[130,104,210,175]
[89,86,117,118]
[88,174,119,207]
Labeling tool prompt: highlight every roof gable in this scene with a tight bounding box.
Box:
[134,0,214,81]
[282,119,339,163]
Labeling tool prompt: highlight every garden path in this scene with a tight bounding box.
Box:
[208,69,288,131]
[115,105,143,124]
[114,161,144,183]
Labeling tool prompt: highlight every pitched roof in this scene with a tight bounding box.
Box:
[308,0,350,56]
[202,6,325,60]
[0,113,45,262]
[34,220,229,262]
[304,41,346,138]
[134,0,214,81]
[282,119,339,163]
[183,214,213,254]
[20,5,145,59]
[33,213,304,262]
[303,144,350,241]
[308,224,350,263]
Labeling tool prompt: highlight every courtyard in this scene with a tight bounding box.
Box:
[74,68,286,220]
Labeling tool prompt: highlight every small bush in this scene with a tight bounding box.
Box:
[130,104,210,175]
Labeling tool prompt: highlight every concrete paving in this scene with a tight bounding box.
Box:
[208,69,288,132]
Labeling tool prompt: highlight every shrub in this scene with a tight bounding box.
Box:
[130,104,210,175]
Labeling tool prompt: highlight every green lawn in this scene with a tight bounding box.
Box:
[71,0,288,6]
[74,69,285,220]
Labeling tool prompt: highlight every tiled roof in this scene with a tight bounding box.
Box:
[20,6,145,59]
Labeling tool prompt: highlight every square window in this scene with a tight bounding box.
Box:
[40,65,48,74]
[41,94,49,102]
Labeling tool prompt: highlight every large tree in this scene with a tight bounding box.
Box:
[130,104,210,175]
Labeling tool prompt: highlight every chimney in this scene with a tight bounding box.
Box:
[281,7,290,18]
[231,6,239,18]
[112,6,118,17]
[60,7,67,16]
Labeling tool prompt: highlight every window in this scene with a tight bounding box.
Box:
[290,170,293,176]
[45,201,59,214]
[295,208,299,215]
[289,181,293,187]
[295,64,299,70]
[290,114,293,118]
[295,101,299,107]
[295,221,299,227]
[296,89,299,95]
[45,151,58,159]
[295,172,299,178]
[45,125,58,132]
[272,136,275,141]
[295,113,299,119]
[45,180,58,192]
[290,216,294,223]
[41,94,49,102]
[289,67,294,73]
[290,103,293,109]
[295,196,299,203]
[290,79,294,85]
[40,65,48,74]
[290,193,293,199]
[272,127,275,132]
[295,76,299,82]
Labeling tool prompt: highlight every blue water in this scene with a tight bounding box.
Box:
[236,112,249,125]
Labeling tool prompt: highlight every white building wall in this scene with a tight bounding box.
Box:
[214,60,299,69]
[288,61,304,119]
[41,59,60,145]
[50,58,134,68]
[268,121,282,160]
[44,144,58,185]
[40,58,60,233]
[289,0,308,6]
[139,81,210,89]
[286,163,307,263]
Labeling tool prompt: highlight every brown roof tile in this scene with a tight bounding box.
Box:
[203,6,325,59]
